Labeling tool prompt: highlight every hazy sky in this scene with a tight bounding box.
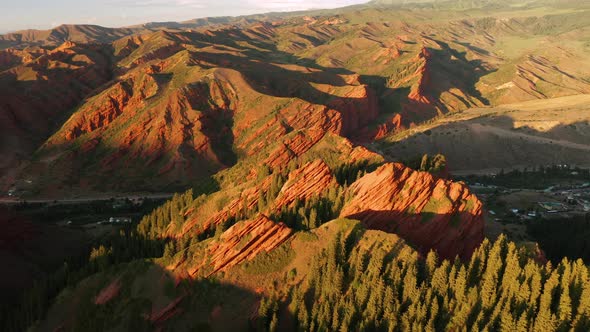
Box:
[0,0,368,33]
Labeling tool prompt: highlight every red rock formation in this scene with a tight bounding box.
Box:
[340,163,484,259]
[113,35,144,58]
[63,81,134,141]
[283,102,342,135]
[407,47,433,104]
[272,85,379,143]
[196,215,292,275]
[180,176,273,236]
[149,296,185,324]
[129,43,184,68]
[274,159,337,210]
[329,85,379,138]
[336,135,383,163]
[94,279,121,305]
[0,48,35,71]
[264,129,325,170]
[372,45,402,65]
[373,114,403,140]
[34,71,238,190]
[0,42,113,178]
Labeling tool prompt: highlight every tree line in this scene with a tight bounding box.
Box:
[259,233,590,332]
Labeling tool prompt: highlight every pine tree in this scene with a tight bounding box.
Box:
[558,260,572,324]
[425,251,438,280]
[269,313,279,332]
[309,208,318,229]
[534,271,559,332]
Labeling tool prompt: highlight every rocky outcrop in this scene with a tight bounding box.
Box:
[180,177,272,237]
[54,68,165,143]
[336,135,383,163]
[373,114,403,140]
[274,159,337,210]
[264,129,326,171]
[407,47,433,105]
[113,35,145,58]
[33,72,237,191]
[94,279,121,305]
[267,84,379,144]
[0,48,40,71]
[129,43,184,68]
[340,163,484,259]
[198,215,292,275]
[149,296,185,325]
[62,81,134,141]
[329,85,379,138]
[372,45,402,65]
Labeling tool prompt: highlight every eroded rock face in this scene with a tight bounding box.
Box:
[200,215,292,275]
[274,84,380,142]
[0,48,44,71]
[407,47,433,105]
[274,159,337,210]
[94,279,121,305]
[61,81,135,141]
[180,176,273,237]
[180,134,382,237]
[0,42,113,177]
[340,163,484,259]
[35,72,237,189]
[327,85,379,138]
[149,296,185,325]
[264,129,326,170]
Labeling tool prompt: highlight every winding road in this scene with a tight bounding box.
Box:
[0,193,175,205]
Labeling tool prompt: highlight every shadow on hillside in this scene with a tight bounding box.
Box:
[0,206,93,331]
[428,40,491,107]
[381,114,590,172]
[0,207,284,332]
[528,214,590,264]
[344,208,484,260]
[0,207,91,301]
[175,27,404,137]
[0,43,115,180]
[3,26,500,195]
[185,81,238,167]
[0,52,23,71]
[29,261,270,332]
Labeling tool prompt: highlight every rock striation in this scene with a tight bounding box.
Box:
[197,215,292,275]
[274,159,337,210]
[341,163,484,259]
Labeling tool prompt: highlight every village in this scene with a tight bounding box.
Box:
[0,195,170,242]
[58,198,148,228]
[462,167,590,242]
[472,180,590,217]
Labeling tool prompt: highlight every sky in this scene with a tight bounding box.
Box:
[0,0,369,33]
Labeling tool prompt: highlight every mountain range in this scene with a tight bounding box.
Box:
[2,0,590,331]
[2,0,589,196]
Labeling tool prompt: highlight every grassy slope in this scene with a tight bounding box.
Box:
[379,94,590,172]
[34,219,405,331]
